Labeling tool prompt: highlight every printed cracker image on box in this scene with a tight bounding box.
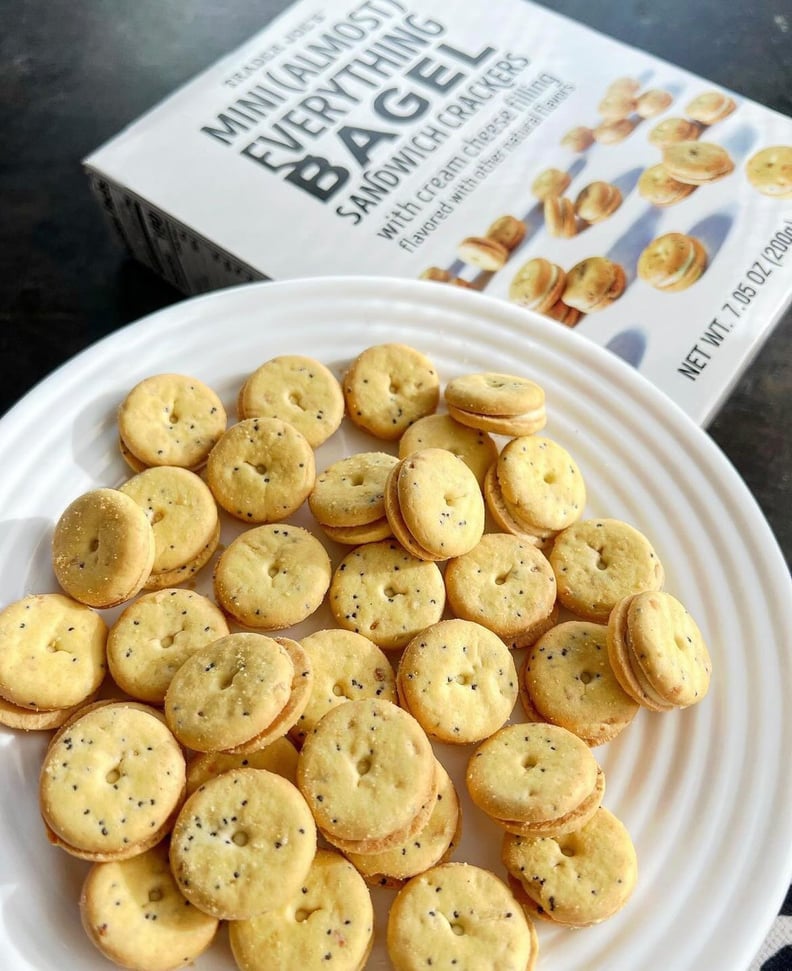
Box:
[83,0,792,425]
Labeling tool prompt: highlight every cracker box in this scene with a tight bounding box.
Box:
[83,0,792,425]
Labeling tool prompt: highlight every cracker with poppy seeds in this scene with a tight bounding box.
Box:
[39,701,186,862]
[118,465,219,590]
[169,767,317,921]
[289,628,397,746]
[237,354,344,448]
[549,517,664,622]
[296,698,437,854]
[106,588,229,705]
[520,621,640,746]
[118,373,227,471]
[465,722,604,837]
[502,807,637,926]
[0,592,107,712]
[213,523,331,631]
[163,632,295,753]
[398,413,498,489]
[444,532,558,649]
[344,760,461,888]
[206,417,315,523]
[51,487,156,609]
[397,619,518,744]
[79,840,219,971]
[229,849,374,971]
[342,343,440,441]
[386,862,538,971]
[186,736,299,795]
[328,540,445,650]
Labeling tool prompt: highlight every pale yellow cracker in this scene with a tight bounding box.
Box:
[465,722,600,827]
[237,354,344,447]
[522,621,640,745]
[229,849,374,971]
[496,435,586,534]
[107,588,228,704]
[206,417,315,523]
[169,767,316,920]
[343,343,440,441]
[164,632,294,752]
[40,701,186,861]
[309,451,398,527]
[345,760,461,886]
[0,593,107,711]
[290,628,397,745]
[328,540,445,650]
[52,487,156,608]
[549,517,664,622]
[186,737,299,795]
[118,373,227,470]
[444,532,557,646]
[395,448,485,559]
[214,523,332,630]
[224,636,313,755]
[296,698,436,851]
[399,413,497,488]
[397,619,518,744]
[502,807,638,926]
[387,862,538,971]
[80,840,219,971]
[118,465,219,582]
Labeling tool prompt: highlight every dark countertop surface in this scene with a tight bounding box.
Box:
[1,5,791,965]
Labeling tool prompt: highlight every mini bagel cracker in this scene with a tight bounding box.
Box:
[297,698,437,852]
[169,767,317,920]
[343,343,439,441]
[214,523,331,630]
[638,163,697,207]
[107,588,229,705]
[118,465,219,587]
[398,413,498,488]
[662,140,735,184]
[521,621,640,745]
[392,448,485,559]
[496,435,586,535]
[206,417,315,523]
[164,632,295,752]
[237,354,344,447]
[290,628,397,745]
[387,862,538,971]
[607,590,712,710]
[745,145,792,199]
[80,840,219,971]
[328,540,445,650]
[0,593,107,711]
[457,236,509,271]
[186,736,299,794]
[444,532,557,647]
[502,807,638,926]
[309,451,398,528]
[345,760,461,887]
[51,488,156,608]
[550,517,664,622]
[562,257,626,313]
[229,849,374,971]
[531,167,571,200]
[39,701,186,861]
[637,232,708,292]
[118,373,227,470]
[466,722,602,831]
[397,619,518,744]
[685,90,737,125]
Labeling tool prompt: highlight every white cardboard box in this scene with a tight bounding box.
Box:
[84,0,792,425]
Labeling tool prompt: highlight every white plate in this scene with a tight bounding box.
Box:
[0,276,790,971]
